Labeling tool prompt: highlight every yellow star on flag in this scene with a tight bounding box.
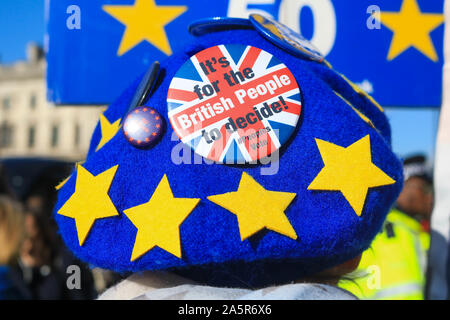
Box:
[308,135,395,216]
[103,0,187,56]
[96,114,121,152]
[377,0,444,62]
[208,172,297,241]
[124,174,200,261]
[57,165,120,246]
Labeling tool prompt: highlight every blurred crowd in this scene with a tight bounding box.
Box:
[0,154,435,300]
[0,159,125,300]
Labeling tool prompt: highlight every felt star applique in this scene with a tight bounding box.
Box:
[96,114,121,152]
[208,172,297,241]
[376,0,444,62]
[103,0,187,56]
[124,174,200,261]
[308,135,395,216]
[333,91,376,129]
[55,175,70,191]
[339,74,384,113]
[57,165,120,246]
[55,161,85,191]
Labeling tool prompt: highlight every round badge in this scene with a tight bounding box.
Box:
[123,106,164,148]
[249,14,324,63]
[188,17,253,37]
[167,44,303,164]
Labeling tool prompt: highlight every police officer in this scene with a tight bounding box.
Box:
[339,155,433,300]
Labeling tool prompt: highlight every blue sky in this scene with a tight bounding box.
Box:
[385,108,440,161]
[0,0,440,162]
[0,0,45,64]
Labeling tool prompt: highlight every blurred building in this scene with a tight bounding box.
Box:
[0,43,104,161]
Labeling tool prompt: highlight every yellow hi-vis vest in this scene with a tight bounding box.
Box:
[338,209,430,300]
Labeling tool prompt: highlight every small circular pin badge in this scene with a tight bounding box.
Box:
[123,106,164,148]
[249,14,324,63]
[167,44,303,164]
[188,17,253,37]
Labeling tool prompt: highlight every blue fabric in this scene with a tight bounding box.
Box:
[54,27,403,288]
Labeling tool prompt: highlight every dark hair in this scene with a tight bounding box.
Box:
[0,164,16,199]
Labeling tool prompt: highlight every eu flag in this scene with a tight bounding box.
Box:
[46,0,445,107]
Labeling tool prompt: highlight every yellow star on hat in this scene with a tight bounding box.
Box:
[96,114,121,152]
[57,165,120,246]
[208,172,298,241]
[377,0,444,62]
[103,0,187,56]
[308,135,395,216]
[55,161,85,191]
[124,174,200,261]
[333,91,376,129]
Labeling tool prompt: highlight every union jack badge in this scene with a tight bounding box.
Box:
[167,44,303,164]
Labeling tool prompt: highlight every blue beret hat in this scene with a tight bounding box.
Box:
[53,16,403,288]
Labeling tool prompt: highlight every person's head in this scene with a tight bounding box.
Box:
[396,155,433,221]
[0,196,25,265]
[25,176,60,218]
[19,211,52,268]
[52,16,404,288]
[300,255,362,286]
[23,175,65,265]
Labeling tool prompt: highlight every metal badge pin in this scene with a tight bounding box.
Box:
[123,61,165,148]
[188,17,253,37]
